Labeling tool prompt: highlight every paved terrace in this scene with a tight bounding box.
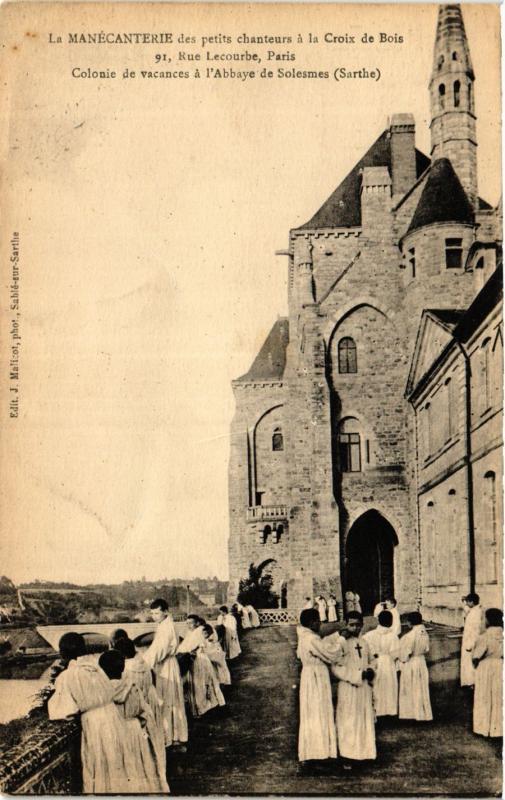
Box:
[168,625,502,796]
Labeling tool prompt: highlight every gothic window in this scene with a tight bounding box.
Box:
[446,376,459,440]
[272,427,284,451]
[338,337,357,373]
[439,83,446,109]
[338,418,361,473]
[408,247,416,278]
[452,51,458,60]
[445,238,463,269]
[480,338,492,413]
[423,402,432,460]
[262,525,271,544]
[454,80,461,107]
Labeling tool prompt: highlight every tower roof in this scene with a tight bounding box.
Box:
[406,158,474,235]
[432,4,474,81]
[296,130,430,230]
[236,318,289,382]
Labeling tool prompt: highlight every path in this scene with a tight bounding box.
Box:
[168,626,502,795]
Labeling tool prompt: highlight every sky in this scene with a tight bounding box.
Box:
[0,3,501,585]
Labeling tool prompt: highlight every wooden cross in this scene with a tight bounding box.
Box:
[355,642,363,658]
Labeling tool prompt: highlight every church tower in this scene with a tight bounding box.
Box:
[429,5,477,208]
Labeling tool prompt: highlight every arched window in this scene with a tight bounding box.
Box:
[454,80,461,107]
[437,54,444,71]
[468,82,473,112]
[272,427,284,451]
[439,83,446,109]
[262,525,271,545]
[338,337,357,374]
[452,51,458,61]
[338,417,361,472]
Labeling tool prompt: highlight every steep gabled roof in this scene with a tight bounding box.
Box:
[407,158,474,235]
[406,308,465,397]
[296,130,430,230]
[236,318,289,382]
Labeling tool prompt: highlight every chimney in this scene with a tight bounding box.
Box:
[390,114,416,200]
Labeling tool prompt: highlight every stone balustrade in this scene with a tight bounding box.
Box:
[245,505,288,523]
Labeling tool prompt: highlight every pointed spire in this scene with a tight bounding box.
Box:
[431,5,473,81]
[429,4,477,208]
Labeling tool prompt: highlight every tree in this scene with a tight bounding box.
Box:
[237,560,279,609]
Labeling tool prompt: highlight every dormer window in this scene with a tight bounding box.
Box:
[446,238,463,269]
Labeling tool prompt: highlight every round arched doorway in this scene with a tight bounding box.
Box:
[345,510,398,615]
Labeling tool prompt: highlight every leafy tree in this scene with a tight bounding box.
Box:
[237,560,279,609]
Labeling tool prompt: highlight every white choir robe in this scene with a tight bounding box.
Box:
[398,625,433,721]
[296,626,344,761]
[203,632,231,685]
[472,627,503,738]
[111,677,170,793]
[331,637,376,761]
[177,625,205,654]
[124,654,166,774]
[217,613,241,659]
[48,657,132,794]
[461,605,484,686]
[246,605,261,627]
[143,614,188,746]
[363,626,400,717]
[327,599,338,623]
[316,599,327,622]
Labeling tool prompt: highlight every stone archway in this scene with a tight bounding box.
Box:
[345,510,398,615]
[262,559,289,609]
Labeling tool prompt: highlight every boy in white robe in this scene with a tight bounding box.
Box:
[241,604,252,629]
[364,610,400,717]
[387,598,402,637]
[316,595,328,622]
[398,611,433,721]
[246,604,261,627]
[48,632,131,794]
[99,649,169,794]
[472,608,503,738]
[143,597,188,748]
[202,624,231,685]
[373,599,388,618]
[327,594,338,622]
[217,605,241,659]
[296,608,344,764]
[460,593,484,687]
[331,612,376,767]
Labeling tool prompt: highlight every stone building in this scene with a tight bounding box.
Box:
[228,5,502,620]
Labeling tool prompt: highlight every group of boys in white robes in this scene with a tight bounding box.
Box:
[297,606,433,770]
[460,594,503,739]
[48,630,169,794]
[307,594,339,623]
[46,596,250,794]
[234,601,261,630]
